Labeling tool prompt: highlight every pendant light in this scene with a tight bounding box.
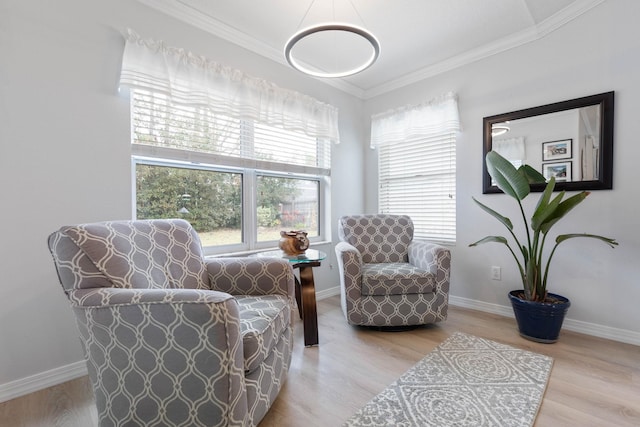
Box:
[284,0,380,78]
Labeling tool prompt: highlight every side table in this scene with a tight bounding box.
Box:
[251,249,326,346]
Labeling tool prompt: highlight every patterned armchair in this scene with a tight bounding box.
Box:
[47,219,295,427]
[335,214,451,327]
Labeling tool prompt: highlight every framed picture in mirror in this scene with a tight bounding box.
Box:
[542,139,572,161]
[543,162,572,182]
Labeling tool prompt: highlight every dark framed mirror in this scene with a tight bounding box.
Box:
[483,91,614,193]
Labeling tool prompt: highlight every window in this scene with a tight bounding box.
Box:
[119,31,338,254]
[256,175,319,242]
[372,93,460,244]
[135,162,244,247]
[131,90,328,254]
[378,134,456,244]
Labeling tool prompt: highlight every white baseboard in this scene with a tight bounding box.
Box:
[449,295,514,317]
[0,360,87,403]
[561,317,640,346]
[3,290,637,404]
[0,288,343,404]
[449,295,640,346]
[316,286,341,300]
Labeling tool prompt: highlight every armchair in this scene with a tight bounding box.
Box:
[47,219,295,427]
[335,214,450,327]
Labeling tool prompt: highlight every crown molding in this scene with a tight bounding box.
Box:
[133,0,365,98]
[362,0,606,99]
[535,0,606,38]
[134,0,604,100]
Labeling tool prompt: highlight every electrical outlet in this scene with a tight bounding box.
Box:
[491,266,501,281]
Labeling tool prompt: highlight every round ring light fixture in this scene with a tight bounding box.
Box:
[284,23,380,78]
[491,123,511,137]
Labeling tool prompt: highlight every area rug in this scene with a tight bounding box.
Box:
[344,332,553,427]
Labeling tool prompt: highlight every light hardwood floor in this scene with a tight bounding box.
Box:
[2,296,639,426]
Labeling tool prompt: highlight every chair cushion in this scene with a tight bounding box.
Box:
[361,263,435,296]
[57,219,209,290]
[236,295,291,373]
[338,215,414,263]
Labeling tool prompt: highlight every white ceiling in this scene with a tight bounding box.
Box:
[135,0,605,99]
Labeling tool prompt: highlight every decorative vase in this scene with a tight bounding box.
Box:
[508,290,571,344]
[278,230,310,255]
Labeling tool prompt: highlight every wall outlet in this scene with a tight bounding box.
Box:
[491,266,501,281]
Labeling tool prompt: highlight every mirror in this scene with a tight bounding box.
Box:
[483,91,614,193]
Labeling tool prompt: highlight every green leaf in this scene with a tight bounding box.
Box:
[472,197,513,230]
[469,236,509,246]
[486,151,530,201]
[518,164,547,183]
[521,244,529,264]
[540,192,590,234]
[534,177,555,208]
[532,185,565,231]
[556,233,619,247]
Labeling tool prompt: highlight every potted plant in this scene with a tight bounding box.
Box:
[470,151,618,343]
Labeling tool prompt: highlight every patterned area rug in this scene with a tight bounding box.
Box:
[344,332,553,427]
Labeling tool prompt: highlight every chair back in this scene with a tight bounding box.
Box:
[48,219,209,292]
[338,214,414,263]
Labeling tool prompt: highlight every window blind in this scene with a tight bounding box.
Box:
[378,133,456,244]
[120,30,339,144]
[131,90,331,176]
[373,93,459,244]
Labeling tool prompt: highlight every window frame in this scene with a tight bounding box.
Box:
[132,155,328,256]
[129,85,332,256]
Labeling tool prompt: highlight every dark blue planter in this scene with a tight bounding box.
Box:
[508,290,571,343]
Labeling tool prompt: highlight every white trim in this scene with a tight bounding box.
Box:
[132,0,366,99]
[448,294,514,317]
[132,145,330,177]
[449,295,640,347]
[0,290,343,403]
[321,290,640,346]
[561,317,640,347]
[0,361,87,403]
[363,0,606,99]
[316,285,341,301]
[133,0,605,100]
[3,288,638,402]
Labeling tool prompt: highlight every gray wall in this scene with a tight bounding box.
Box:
[364,0,640,341]
[0,0,360,399]
[1,0,639,402]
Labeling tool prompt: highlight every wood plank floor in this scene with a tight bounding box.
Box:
[2,296,639,426]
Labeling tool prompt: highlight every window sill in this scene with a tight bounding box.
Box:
[205,241,333,259]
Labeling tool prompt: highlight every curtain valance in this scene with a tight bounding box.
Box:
[370,92,460,148]
[119,30,340,143]
[493,137,526,161]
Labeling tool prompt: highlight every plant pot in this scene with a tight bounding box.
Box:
[508,290,571,344]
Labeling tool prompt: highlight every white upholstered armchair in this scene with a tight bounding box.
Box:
[48,219,295,427]
[335,214,451,327]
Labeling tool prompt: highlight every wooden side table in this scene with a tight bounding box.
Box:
[252,249,326,346]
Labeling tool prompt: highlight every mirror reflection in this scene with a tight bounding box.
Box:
[483,92,614,193]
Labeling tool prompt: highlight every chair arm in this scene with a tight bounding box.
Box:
[334,242,364,324]
[408,240,451,291]
[206,257,295,303]
[335,241,363,276]
[67,287,250,427]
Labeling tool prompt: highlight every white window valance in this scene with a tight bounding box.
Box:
[370,92,460,149]
[493,137,525,161]
[119,30,339,143]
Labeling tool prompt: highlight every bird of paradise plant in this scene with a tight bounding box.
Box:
[470,151,618,302]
